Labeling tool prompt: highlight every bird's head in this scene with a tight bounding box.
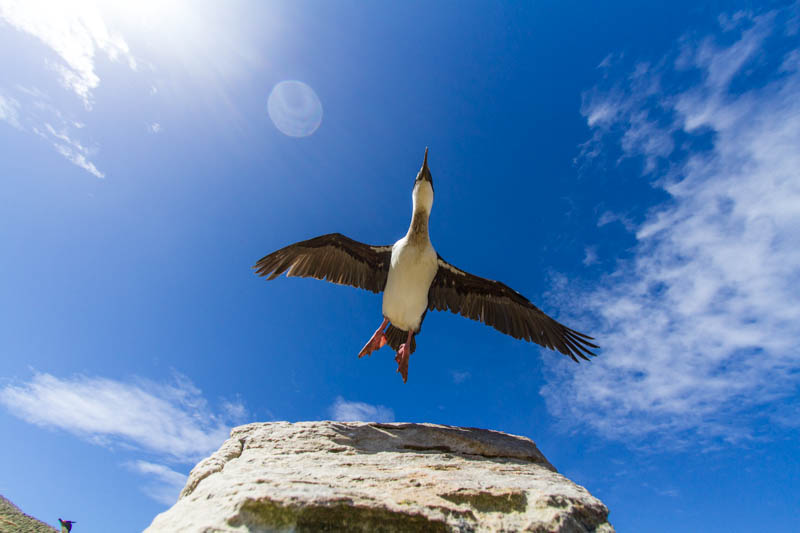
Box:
[412,147,434,213]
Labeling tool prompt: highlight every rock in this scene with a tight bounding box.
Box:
[0,495,57,533]
[145,422,613,532]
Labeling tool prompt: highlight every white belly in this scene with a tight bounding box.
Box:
[382,237,438,332]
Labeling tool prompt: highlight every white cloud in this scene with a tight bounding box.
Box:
[221,399,248,422]
[580,60,672,173]
[690,11,773,91]
[597,210,636,232]
[329,397,394,423]
[53,143,104,178]
[1,2,268,178]
[0,91,21,128]
[31,121,104,178]
[582,246,599,267]
[0,0,135,107]
[597,53,614,69]
[0,1,139,178]
[544,7,800,447]
[0,372,243,461]
[1,86,107,177]
[451,370,471,384]
[127,460,187,506]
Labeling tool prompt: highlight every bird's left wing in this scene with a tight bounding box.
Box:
[253,233,393,293]
[428,255,598,361]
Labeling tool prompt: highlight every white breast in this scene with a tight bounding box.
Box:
[382,237,438,332]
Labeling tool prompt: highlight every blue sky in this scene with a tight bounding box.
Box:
[1,1,799,531]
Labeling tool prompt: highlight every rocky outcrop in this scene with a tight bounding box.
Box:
[145,422,613,532]
[0,495,57,533]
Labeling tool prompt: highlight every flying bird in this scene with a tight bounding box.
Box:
[254,149,597,382]
[59,519,76,533]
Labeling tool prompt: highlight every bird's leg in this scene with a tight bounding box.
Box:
[395,330,413,383]
[358,317,389,358]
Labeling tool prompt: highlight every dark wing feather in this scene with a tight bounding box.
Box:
[428,255,598,362]
[253,233,393,293]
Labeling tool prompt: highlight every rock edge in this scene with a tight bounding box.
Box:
[146,421,613,532]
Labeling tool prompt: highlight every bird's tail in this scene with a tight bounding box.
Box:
[384,324,416,354]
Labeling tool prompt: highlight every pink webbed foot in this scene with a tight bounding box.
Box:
[358,318,389,358]
[394,329,414,383]
[394,344,411,383]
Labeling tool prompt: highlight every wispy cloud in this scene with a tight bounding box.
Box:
[0,90,21,129]
[0,0,135,107]
[544,7,800,447]
[33,122,104,177]
[0,0,139,177]
[329,396,395,423]
[0,372,242,461]
[451,370,471,384]
[127,460,187,506]
[0,85,107,177]
[53,143,104,178]
[1,2,265,179]
[597,210,636,232]
[582,246,599,267]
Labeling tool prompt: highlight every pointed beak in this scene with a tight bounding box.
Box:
[416,147,433,187]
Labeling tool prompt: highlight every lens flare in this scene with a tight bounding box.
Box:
[267,80,323,138]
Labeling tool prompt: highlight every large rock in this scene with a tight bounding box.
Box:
[0,495,57,533]
[146,422,613,532]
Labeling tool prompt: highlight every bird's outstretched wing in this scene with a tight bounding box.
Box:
[427,255,598,361]
[253,233,393,294]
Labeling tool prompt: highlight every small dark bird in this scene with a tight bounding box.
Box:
[254,149,597,382]
[59,518,76,533]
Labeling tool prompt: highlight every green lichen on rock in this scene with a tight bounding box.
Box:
[0,495,57,533]
[145,422,614,532]
[228,497,450,532]
[439,489,528,513]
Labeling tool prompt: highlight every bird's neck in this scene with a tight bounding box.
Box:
[407,181,433,245]
[407,208,430,245]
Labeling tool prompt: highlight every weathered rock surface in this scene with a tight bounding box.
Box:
[0,495,56,533]
[145,422,613,532]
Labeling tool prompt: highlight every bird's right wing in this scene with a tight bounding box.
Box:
[253,233,393,294]
[427,255,598,361]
